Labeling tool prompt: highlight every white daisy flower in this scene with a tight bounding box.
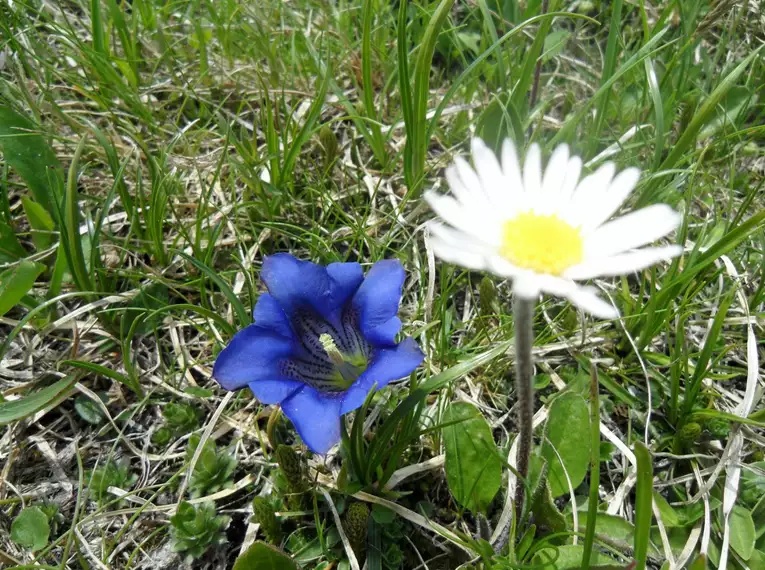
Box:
[425,138,682,319]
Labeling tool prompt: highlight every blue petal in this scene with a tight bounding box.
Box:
[281,386,343,454]
[253,293,294,338]
[352,259,405,343]
[261,254,333,318]
[248,379,304,404]
[340,337,424,414]
[364,316,402,346]
[326,262,364,308]
[213,325,296,391]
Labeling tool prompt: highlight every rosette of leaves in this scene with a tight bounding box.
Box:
[252,497,282,545]
[275,445,308,509]
[87,460,137,505]
[187,434,237,498]
[170,501,229,563]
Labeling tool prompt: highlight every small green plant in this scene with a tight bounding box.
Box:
[252,496,282,545]
[164,402,203,436]
[11,506,50,551]
[88,460,137,504]
[187,434,237,498]
[170,501,230,563]
[344,502,369,560]
[275,444,307,508]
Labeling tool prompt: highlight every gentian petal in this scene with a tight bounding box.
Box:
[261,254,333,318]
[364,316,402,346]
[213,325,295,391]
[253,293,293,338]
[248,379,304,405]
[326,262,364,307]
[281,386,343,454]
[341,337,424,414]
[352,259,406,341]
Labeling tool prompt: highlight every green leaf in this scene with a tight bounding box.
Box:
[442,402,502,513]
[0,220,27,263]
[233,541,299,570]
[541,392,590,498]
[0,106,62,218]
[11,507,50,551]
[0,376,77,425]
[652,491,680,527]
[21,196,55,251]
[532,545,610,570]
[730,505,755,560]
[698,86,756,140]
[542,29,570,63]
[74,394,106,425]
[0,260,45,317]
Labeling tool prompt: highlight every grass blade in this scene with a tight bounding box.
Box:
[633,442,653,570]
[0,375,77,425]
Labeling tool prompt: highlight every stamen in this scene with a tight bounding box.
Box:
[319,333,345,366]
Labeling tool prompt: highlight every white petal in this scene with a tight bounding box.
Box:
[430,237,489,271]
[532,274,619,319]
[559,156,582,200]
[445,164,475,206]
[569,162,615,224]
[472,138,511,209]
[584,204,681,258]
[424,191,502,245]
[501,138,524,194]
[454,156,488,204]
[429,222,497,253]
[486,255,523,279]
[564,245,683,280]
[523,143,542,196]
[512,275,541,298]
[581,167,641,232]
[541,144,570,196]
[564,286,619,319]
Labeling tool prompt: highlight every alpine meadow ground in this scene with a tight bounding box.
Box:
[1,1,764,569]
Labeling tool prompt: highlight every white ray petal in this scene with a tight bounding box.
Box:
[564,245,683,280]
[529,274,619,319]
[523,143,542,197]
[430,237,489,271]
[486,255,523,278]
[424,191,501,245]
[564,286,619,319]
[444,164,475,206]
[569,162,616,224]
[541,144,570,196]
[559,156,583,200]
[512,275,541,298]
[581,167,641,232]
[454,156,487,203]
[472,138,511,209]
[429,222,497,253]
[584,204,681,258]
[501,138,524,194]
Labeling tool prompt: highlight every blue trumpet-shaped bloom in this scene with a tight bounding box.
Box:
[213,253,424,454]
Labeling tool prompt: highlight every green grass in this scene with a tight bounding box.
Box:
[1,0,764,568]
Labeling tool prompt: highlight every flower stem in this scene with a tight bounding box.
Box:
[513,297,535,522]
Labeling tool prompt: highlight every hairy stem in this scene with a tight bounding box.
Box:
[513,297,535,522]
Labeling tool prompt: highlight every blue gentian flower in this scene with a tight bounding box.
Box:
[213,253,425,454]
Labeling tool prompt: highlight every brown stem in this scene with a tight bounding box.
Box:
[512,296,535,522]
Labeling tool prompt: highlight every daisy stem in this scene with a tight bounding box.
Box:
[513,296,535,523]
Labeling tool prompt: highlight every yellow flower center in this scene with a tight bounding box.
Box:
[499,212,584,275]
